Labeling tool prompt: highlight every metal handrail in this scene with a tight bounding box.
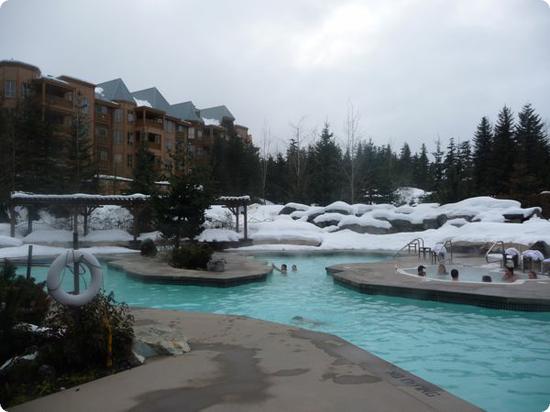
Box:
[485,240,505,263]
[393,237,425,259]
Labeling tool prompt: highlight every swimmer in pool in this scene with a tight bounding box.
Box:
[272,263,288,274]
[482,275,492,282]
[417,265,426,277]
[291,264,298,272]
[502,266,517,282]
[437,263,448,275]
[450,269,459,281]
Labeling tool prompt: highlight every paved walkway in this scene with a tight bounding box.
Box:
[12,309,480,412]
[328,255,550,311]
[107,252,272,286]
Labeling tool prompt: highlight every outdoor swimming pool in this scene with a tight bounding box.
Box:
[18,253,550,412]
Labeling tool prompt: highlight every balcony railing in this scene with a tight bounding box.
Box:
[46,95,73,110]
[136,119,164,130]
[95,113,109,123]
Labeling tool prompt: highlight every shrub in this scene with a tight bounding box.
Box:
[140,238,157,257]
[42,292,134,371]
[0,259,50,362]
[171,243,213,270]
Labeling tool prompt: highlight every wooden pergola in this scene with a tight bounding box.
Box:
[8,193,150,247]
[219,196,251,241]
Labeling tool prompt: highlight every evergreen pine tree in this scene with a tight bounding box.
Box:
[472,116,493,195]
[309,122,343,205]
[509,104,549,203]
[129,142,158,195]
[491,106,515,195]
[64,110,97,193]
[398,143,412,186]
[430,138,445,200]
[413,144,430,189]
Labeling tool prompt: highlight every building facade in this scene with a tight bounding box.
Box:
[0,60,253,193]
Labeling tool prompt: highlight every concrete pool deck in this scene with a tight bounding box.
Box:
[327,255,550,311]
[107,252,272,286]
[12,308,481,412]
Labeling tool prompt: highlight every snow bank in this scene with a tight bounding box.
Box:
[339,214,392,229]
[394,187,431,205]
[83,229,133,242]
[324,201,353,215]
[197,229,240,242]
[0,245,138,259]
[24,230,73,244]
[0,235,22,247]
[249,217,324,245]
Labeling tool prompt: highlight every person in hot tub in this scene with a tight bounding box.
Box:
[502,265,518,282]
[450,269,459,281]
[417,265,426,277]
[437,263,448,275]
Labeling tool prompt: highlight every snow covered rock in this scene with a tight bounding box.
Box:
[324,201,353,215]
[338,214,392,234]
[279,202,310,215]
[313,213,347,228]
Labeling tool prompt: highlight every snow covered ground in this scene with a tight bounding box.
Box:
[2,192,549,258]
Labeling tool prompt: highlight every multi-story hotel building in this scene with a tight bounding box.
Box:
[0,60,252,193]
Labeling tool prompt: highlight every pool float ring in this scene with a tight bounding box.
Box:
[47,250,103,307]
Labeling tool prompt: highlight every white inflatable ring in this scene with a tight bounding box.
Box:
[47,250,103,307]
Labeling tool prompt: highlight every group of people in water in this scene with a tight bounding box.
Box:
[272,263,297,274]
[417,263,539,282]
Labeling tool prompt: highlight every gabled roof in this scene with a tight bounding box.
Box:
[199,105,235,122]
[95,78,133,103]
[131,87,170,112]
[168,101,203,123]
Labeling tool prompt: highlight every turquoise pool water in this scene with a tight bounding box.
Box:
[18,253,550,412]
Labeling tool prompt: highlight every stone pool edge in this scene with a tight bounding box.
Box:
[106,252,272,287]
[11,308,482,412]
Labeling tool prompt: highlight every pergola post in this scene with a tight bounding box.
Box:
[72,208,80,294]
[235,206,240,233]
[26,207,33,236]
[243,204,248,241]
[131,205,141,242]
[9,204,16,238]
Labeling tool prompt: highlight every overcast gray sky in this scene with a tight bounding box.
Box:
[1,0,549,153]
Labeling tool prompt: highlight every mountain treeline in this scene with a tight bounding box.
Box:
[255,104,549,206]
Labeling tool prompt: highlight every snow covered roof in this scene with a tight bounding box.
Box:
[131,87,170,112]
[10,192,149,206]
[95,78,134,103]
[199,105,235,122]
[168,101,203,123]
[133,97,152,108]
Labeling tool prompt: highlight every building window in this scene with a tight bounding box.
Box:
[188,128,195,139]
[81,96,89,113]
[164,120,174,132]
[127,111,135,122]
[127,154,133,168]
[165,141,173,151]
[114,109,123,123]
[127,132,134,145]
[21,83,32,97]
[96,127,108,142]
[148,133,160,144]
[114,154,122,164]
[99,150,108,161]
[113,130,123,144]
[4,80,16,98]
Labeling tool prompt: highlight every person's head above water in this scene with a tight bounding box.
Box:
[482,275,492,282]
[437,263,447,275]
[281,264,288,272]
[291,265,297,271]
[417,265,426,276]
[450,269,459,280]
[528,270,537,279]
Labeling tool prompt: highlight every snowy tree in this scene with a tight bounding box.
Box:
[491,106,515,195]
